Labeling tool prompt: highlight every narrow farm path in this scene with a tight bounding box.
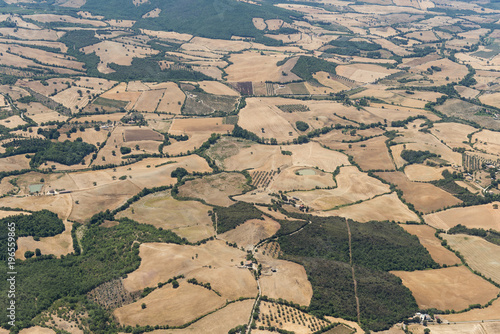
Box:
[346,220,361,325]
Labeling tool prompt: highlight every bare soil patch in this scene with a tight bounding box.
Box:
[124,128,163,142]
[169,117,233,134]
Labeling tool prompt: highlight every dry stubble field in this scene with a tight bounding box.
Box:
[116,191,214,242]
[392,266,499,311]
[424,202,500,231]
[442,234,500,284]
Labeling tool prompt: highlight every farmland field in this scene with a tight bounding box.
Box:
[392,266,500,311]
[5,0,500,331]
[376,172,462,213]
[424,203,500,231]
[177,172,251,207]
[116,191,214,242]
[401,224,461,266]
[443,234,500,285]
[290,166,391,211]
[326,192,419,223]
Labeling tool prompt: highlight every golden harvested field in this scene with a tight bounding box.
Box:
[404,164,447,182]
[256,253,313,306]
[88,156,211,189]
[291,166,391,211]
[20,78,74,97]
[6,44,84,70]
[26,109,67,124]
[140,29,193,42]
[336,64,399,83]
[0,194,72,219]
[153,300,254,334]
[479,92,500,108]
[365,104,439,123]
[322,136,395,171]
[441,298,500,322]
[76,112,127,123]
[0,210,29,219]
[472,130,500,155]
[155,82,185,114]
[256,301,330,334]
[192,81,240,96]
[93,126,161,165]
[411,58,469,85]
[405,30,438,42]
[73,77,116,92]
[52,86,100,112]
[18,327,56,334]
[0,27,63,41]
[0,115,26,128]
[162,132,214,156]
[401,224,461,266]
[116,191,214,242]
[132,89,165,112]
[0,155,30,172]
[312,72,350,92]
[114,282,226,327]
[178,172,251,207]
[408,323,500,334]
[16,220,74,259]
[185,36,255,53]
[226,51,288,82]
[443,234,500,285]
[122,241,258,299]
[430,122,477,149]
[220,216,280,250]
[456,85,479,99]
[63,128,108,146]
[169,117,233,134]
[325,192,419,223]
[238,97,372,142]
[268,166,336,192]
[25,14,106,26]
[69,180,141,221]
[391,129,463,168]
[81,40,158,74]
[391,266,500,311]
[424,202,500,231]
[220,141,350,173]
[376,172,461,214]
